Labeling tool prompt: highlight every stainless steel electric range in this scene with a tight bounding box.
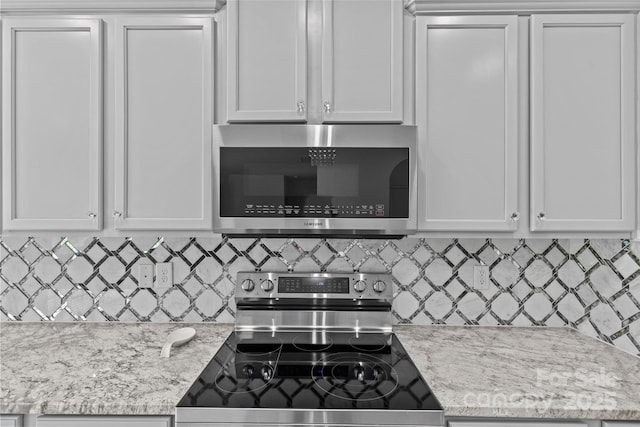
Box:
[176,272,443,427]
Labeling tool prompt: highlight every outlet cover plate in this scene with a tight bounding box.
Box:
[155,262,173,289]
[138,264,154,288]
[473,265,490,290]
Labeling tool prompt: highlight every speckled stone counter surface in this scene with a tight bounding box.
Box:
[3,324,640,420]
[0,322,233,415]
[395,325,640,420]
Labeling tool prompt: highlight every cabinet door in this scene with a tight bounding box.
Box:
[449,422,588,427]
[0,414,22,427]
[530,14,635,232]
[321,0,402,122]
[416,16,519,231]
[114,17,213,230]
[1,18,103,231]
[37,415,171,427]
[227,0,307,122]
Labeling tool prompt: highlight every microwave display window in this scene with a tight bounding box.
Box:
[219,147,409,218]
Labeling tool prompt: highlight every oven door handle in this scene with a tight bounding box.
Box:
[236,298,391,312]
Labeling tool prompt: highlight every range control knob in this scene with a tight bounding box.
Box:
[373,366,384,380]
[372,280,387,293]
[353,280,367,293]
[261,365,274,381]
[243,365,255,377]
[241,279,255,292]
[261,279,275,292]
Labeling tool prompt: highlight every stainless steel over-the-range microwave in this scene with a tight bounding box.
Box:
[213,124,417,236]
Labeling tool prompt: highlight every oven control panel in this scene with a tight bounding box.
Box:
[279,276,350,294]
[236,272,393,301]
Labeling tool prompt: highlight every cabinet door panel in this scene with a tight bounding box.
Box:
[530,14,635,231]
[416,16,519,231]
[37,415,171,427]
[2,19,102,231]
[449,422,588,427]
[227,0,307,122]
[0,414,22,427]
[114,17,213,230]
[321,0,402,122]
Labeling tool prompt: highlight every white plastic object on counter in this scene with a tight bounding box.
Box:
[160,327,196,358]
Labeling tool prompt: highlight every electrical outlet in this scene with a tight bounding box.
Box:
[473,265,490,290]
[155,262,173,288]
[138,264,154,288]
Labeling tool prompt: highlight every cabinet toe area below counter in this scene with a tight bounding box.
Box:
[395,326,640,421]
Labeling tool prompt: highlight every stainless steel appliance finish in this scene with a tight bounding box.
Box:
[176,272,443,427]
[176,408,444,426]
[235,271,394,333]
[212,124,417,235]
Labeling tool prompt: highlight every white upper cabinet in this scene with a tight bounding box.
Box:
[227,0,307,122]
[530,14,635,232]
[2,18,103,231]
[449,422,589,427]
[226,0,403,123]
[37,416,172,427]
[321,0,403,122]
[0,414,22,427]
[416,15,519,231]
[114,17,213,230]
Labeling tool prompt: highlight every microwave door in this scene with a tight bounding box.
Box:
[213,124,417,235]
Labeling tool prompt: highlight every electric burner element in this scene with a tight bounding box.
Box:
[177,272,443,427]
[348,334,389,352]
[213,364,273,394]
[293,334,333,352]
[235,338,282,355]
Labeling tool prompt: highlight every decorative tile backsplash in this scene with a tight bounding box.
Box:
[1,237,639,355]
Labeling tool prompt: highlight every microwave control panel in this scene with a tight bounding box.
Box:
[242,203,386,217]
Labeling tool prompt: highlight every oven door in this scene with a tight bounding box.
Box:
[213,124,417,235]
[178,424,442,427]
[176,408,443,427]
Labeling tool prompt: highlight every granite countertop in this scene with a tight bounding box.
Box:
[0,322,233,415]
[395,325,640,421]
[2,323,639,420]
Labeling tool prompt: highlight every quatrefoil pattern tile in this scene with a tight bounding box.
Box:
[1,237,639,356]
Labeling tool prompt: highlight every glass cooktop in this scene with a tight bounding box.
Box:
[177,331,442,411]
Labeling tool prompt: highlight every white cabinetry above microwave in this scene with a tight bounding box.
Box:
[226,0,403,123]
[226,0,306,122]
